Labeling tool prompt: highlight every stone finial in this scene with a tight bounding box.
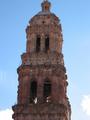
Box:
[41,0,51,12]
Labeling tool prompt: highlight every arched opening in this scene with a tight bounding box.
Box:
[36,36,41,52]
[45,35,49,52]
[43,80,51,102]
[30,81,37,103]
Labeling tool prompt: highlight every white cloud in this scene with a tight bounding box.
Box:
[81,95,90,116]
[0,109,13,120]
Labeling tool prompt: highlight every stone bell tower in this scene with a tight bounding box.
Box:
[12,0,71,120]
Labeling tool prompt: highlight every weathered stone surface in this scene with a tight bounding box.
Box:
[12,1,71,120]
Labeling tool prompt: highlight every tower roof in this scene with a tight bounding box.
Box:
[29,0,59,24]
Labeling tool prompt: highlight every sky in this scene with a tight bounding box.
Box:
[0,0,90,119]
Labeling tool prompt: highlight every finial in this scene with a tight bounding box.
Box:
[41,0,51,12]
[43,0,48,1]
[42,0,49,3]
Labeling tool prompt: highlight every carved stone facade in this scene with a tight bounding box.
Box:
[12,0,71,120]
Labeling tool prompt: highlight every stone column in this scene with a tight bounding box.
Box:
[41,33,45,52]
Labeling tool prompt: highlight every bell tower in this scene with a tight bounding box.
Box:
[12,0,71,120]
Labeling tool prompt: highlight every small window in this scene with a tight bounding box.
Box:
[43,80,51,102]
[45,35,49,52]
[36,36,41,52]
[30,81,37,103]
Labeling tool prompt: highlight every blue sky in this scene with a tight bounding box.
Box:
[0,0,90,120]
